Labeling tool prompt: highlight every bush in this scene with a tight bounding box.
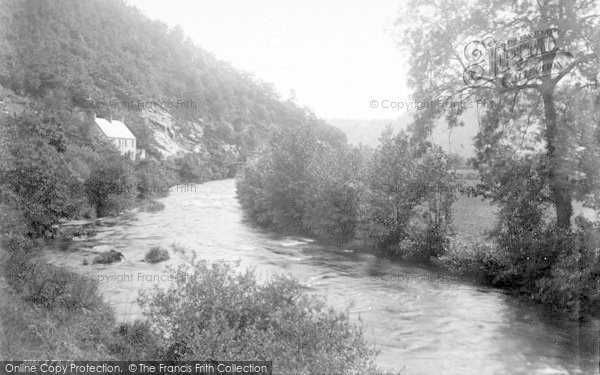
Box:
[5,252,103,310]
[144,246,169,263]
[356,129,457,259]
[236,122,354,241]
[138,256,382,374]
[0,110,98,235]
[0,250,116,359]
[0,203,33,252]
[0,285,116,359]
[532,218,600,317]
[135,159,173,200]
[437,237,511,285]
[237,126,457,256]
[85,153,138,217]
[174,152,212,183]
[108,320,163,360]
[92,250,125,264]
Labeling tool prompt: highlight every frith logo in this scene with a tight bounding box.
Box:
[463,28,573,88]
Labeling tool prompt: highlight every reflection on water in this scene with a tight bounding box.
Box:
[40,179,599,375]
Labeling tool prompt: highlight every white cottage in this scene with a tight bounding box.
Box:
[94,116,137,160]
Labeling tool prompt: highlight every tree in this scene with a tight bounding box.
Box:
[303,144,362,242]
[397,0,600,316]
[356,128,457,258]
[397,0,600,229]
[236,119,354,240]
[0,110,80,235]
[85,153,138,217]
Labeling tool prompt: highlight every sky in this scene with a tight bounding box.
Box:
[125,0,411,120]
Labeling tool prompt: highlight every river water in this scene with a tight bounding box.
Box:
[41,179,599,375]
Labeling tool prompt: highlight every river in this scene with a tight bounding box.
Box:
[40,179,599,375]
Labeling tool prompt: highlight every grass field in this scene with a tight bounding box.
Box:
[450,183,599,243]
[451,171,498,242]
[451,195,498,242]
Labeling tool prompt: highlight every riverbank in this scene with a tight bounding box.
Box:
[0,248,116,359]
[29,179,598,374]
[0,207,399,375]
[247,186,599,321]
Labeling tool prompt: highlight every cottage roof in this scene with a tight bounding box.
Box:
[95,117,136,139]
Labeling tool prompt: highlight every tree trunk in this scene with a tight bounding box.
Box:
[541,86,573,230]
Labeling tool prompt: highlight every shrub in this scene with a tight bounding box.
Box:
[134,159,173,200]
[174,152,212,183]
[437,237,511,285]
[0,250,116,359]
[92,250,125,264]
[85,153,138,217]
[108,320,163,360]
[533,218,600,317]
[356,129,457,258]
[236,122,354,241]
[144,246,170,263]
[5,252,103,310]
[0,285,116,359]
[0,202,33,252]
[138,256,382,374]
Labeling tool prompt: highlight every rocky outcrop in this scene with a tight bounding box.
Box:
[139,107,206,158]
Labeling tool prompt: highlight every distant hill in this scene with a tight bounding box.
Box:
[327,109,480,158]
[326,114,413,146]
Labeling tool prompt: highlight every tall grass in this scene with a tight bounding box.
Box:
[0,250,115,359]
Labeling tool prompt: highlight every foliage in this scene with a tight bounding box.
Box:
[107,320,163,360]
[397,0,600,229]
[92,250,125,264]
[504,218,600,317]
[437,237,510,285]
[144,246,170,263]
[397,0,600,317]
[85,153,138,217]
[0,203,33,252]
[0,286,116,360]
[471,91,600,316]
[356,128,457,259]
[236,119,354,241]
[0,103,175,247]
[134,159,175,200]
[302,145,363,241]
[0,245,397,371]
[139,256,381,374]
[0,0,322,170]
[174,152,213,183]
[0,0,332,242]
[4,251,103,310]
[237,123,458,257]
[238,125,457,258]
[0,246,117,359]
[0,110,78,234]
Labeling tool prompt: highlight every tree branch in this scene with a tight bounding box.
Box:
[551,53,598,85]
